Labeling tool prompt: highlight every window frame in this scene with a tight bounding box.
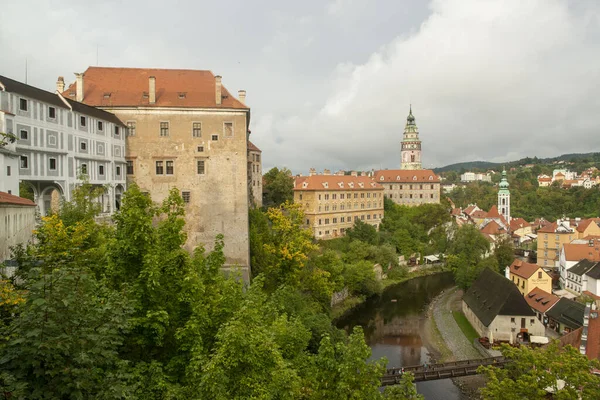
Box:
[182,191,191,203]
[97,121,104,131]
[48,106,56,119]
[126,121,136,137]
[81,163,88,175]
[19,98,28,111]
[126,160,134,175]
[211,134,219,141]
[159,121,170,137]
[155,161,164,175]
[192,122,202,138]
[223,121,234,138]
[80,116,87,127]
[197,159,206,175]
[49,158,57,171]
[20,156,28,169]
[166,160,174,175]
[19,129,28,140]
[98,165,105,176]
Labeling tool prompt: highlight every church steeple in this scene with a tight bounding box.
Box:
[401,105,422,170]
[498,167,511,224]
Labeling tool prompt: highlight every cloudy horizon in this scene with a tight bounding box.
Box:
[2,0,599,174]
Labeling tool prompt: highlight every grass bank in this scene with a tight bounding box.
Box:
[452,311,479,343]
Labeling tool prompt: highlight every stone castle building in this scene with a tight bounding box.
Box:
[400,106,421,170]
[63,67,252,279]
[294,170,384,240]
[247,140,262,208]
[375,107,441,206]
[0,74,127,216]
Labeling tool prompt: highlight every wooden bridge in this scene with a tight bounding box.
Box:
[381,356,507,384]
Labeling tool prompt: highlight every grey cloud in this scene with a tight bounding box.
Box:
[1,0,597,174]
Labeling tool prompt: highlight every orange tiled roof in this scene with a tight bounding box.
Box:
[373,169,440,183]
[247,141,261,152]
[480,220,504,235]
[525,287,560,314]
[294,175,383,191]
[0,191,36,206]
[510,259,543,279]
[563,242,600,262]
[510,217,531,231]
[576,218,600,233]
[464,205,478,215]
[538,177,552,182]
[471,210,488,219]
[63,67,247,109]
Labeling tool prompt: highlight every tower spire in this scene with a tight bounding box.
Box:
[401,105,421,170]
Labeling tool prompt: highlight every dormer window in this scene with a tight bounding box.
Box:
[413,176,417,180]
[380,176,384,181]
[358,182,364,188]
[396,176,400,180]
[349,182,354,188]
[143,92,149,98]
[103,92,111,99]
[338,182,344,188]
[178,92,187,99]
[323,182,329,188]
[429,176,433,180]
[303,182,308,188]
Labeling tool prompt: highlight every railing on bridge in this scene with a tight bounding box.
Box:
[381,356,507,385]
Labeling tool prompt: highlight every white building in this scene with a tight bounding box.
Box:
[460,172,492,182]
[0,75,127,215]
[0,191,36,263]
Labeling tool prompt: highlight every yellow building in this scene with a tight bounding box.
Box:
[509,259,552,295]
[64,67,252,279]
[372,169,440,206]
[537,218,600,268]
[294,172,384,240]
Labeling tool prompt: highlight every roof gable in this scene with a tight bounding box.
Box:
[463,268,534,327]
[510,259,544,279]
[0,74,69,109]
[546,298,585,330]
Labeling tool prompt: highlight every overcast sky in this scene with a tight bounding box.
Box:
[2,0,599,173]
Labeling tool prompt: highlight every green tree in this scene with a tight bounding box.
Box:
[494,236,514,273]
[263,167,294,208]
[346,219,380,245]
[382,372,424,399]
[480,342,600,400]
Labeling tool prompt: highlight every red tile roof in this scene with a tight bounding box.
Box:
[471,210,488,219]
[294,175,383,191]
[486,205,508,226]
[247,141,261,152]
[563,242,600,262]
[464,205,478,215]
[0,191,36,206]
[576,218,600,233]
[63,67,247,109]
[480,220,504,235]
[510,217,531,231]
[524,287,560,314]
[510,259,543,279]
[373,169,440,183]
[538,177,552,182]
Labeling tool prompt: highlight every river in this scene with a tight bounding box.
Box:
[336,272,465,400]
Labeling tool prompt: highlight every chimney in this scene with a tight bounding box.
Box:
[56,76,65,93]
[309,168,316,176]
[323,169,331,175]
[148,76,156,104]
[75,73,84,102]
[238,90,246,104]
[215,75,222,105]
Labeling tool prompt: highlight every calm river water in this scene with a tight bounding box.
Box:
[336,272,465,400]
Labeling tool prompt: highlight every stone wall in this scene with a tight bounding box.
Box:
[0,204,36,262]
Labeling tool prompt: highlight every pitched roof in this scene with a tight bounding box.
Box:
[373,169,440,183]
[0,191,36,207]
[0,74,69,109]
[480,220,504,235]
[510,259,543,279]
[510,217,531,231]
[487,205,501,218]
[63,67,247,109]
[538,177,552,182]
[247,140,261,152]
[525,287,560,314]
[545,297,585,330]
[576,218,600,233]
[293,175,383,191]
[537,221,575,234]
[568,259,599,277]
[60,95,125,127]
[464,205,479,215]
[471,210,488,219]
[563,242,600,262]
[463,268,535,327]
[585,263,600,280]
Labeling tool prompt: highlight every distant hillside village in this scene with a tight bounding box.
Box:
[450,168,600,360]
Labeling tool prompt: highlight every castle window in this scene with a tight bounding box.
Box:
[224,122,233,137]
[49,158,57,170]
[182,191,191,203]
[98,165,105,176]
[126,160,134,175]
[197,160,206,175]
[160,122,169,136]
[127,121,136,136]
[19,98,28,111]
[166,160,174,175]
[20,130,28,140]
[156,161,164,175]
[192,122,202,138]
[20,156,28,169]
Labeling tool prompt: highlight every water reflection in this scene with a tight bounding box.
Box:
[337,272,464,399]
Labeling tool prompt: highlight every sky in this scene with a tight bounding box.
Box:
[2,0,600,174]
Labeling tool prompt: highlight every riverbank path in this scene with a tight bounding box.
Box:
[432,288,482,361]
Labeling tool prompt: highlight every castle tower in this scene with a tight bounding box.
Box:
[498,168,511,224]
[401,106,422,170]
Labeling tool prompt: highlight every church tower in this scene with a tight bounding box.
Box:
[401,106,422,170]
[498,168,511,224]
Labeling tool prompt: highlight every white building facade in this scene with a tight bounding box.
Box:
[0,75,127,215]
